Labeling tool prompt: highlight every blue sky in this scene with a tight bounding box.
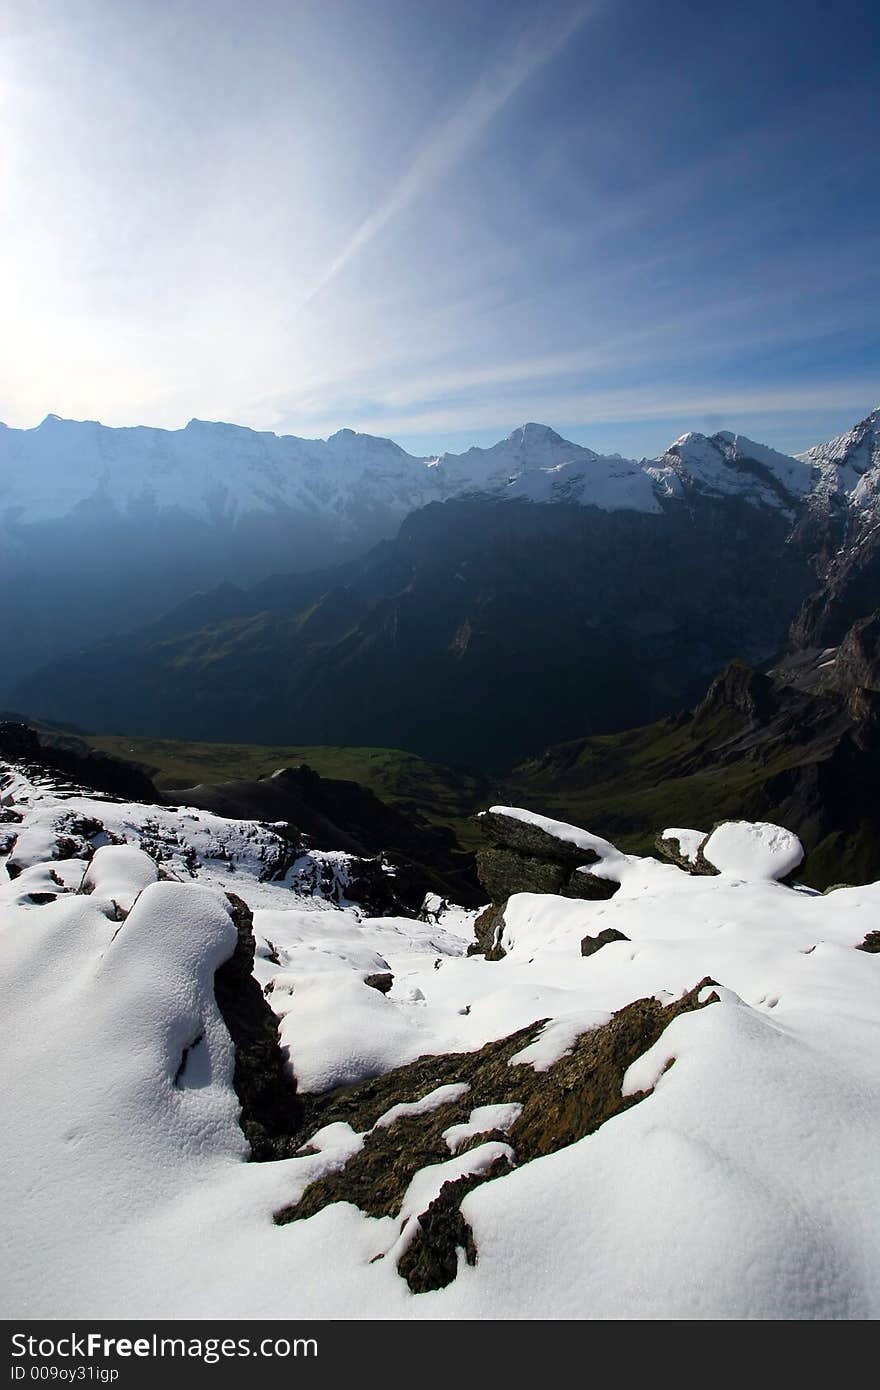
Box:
[1,0,877,457]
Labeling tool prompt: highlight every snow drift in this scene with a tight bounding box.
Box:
[2,762,879,1319]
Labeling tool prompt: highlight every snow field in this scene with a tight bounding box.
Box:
[2,769,879,1318]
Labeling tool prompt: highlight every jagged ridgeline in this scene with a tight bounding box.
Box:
[7,407,880,768]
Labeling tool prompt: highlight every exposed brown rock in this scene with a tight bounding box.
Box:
[478,810,601,866]
[470,902,508,960]
[476,843,572,900]
[275,979,718,1291]
[654,830,719,876]
[581,927,629,956]
[471,808,620,959]
[364,971,394,994]
[396,1158,511,1294]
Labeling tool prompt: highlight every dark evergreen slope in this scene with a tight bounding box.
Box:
[15,494,815,769]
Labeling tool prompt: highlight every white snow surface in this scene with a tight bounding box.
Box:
[508,1010,613,1071]
[82,843,159,912]
[701,821,804,880]
[375,1084,471,1131]
[2,766,880,1319]
[443,1104,523,1153]
[657,429,813,515]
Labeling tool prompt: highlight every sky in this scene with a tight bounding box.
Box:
[1,0,878,459]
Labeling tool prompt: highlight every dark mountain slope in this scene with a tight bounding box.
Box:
[506,623,880,890]
[15,493,815,769]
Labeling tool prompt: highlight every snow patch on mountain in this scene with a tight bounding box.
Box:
[658,429,813,515]
[502,454,663,511]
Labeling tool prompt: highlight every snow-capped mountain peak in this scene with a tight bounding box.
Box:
[506,422,567,448]
[658,428,812,514]
[798,405,880,469]
[797,405,880,508]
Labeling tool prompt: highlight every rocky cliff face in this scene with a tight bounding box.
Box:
[791,523,880,650]
[788,407,880,650]
[0,721,159,802]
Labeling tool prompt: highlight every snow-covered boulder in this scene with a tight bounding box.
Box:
[700,821,804,880]
[82,843,159,913]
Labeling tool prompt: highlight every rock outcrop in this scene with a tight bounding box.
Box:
[0,721,159,802]
[581,927,630,957]
[475,809,620,903]
[275,980,718,1292]
[471,808,621,960]
[214,893,302,1160]
[835,612,880,694]
[692,660,777,731]
[654,829,719,875]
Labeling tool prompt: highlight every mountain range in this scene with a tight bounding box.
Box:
[8,405,880,766]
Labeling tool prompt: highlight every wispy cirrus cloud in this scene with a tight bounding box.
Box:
[252,240,880,439]
[0,1,875,458]
[298,3,597,308]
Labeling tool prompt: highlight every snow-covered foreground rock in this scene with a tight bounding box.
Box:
[2,763,879,1319]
